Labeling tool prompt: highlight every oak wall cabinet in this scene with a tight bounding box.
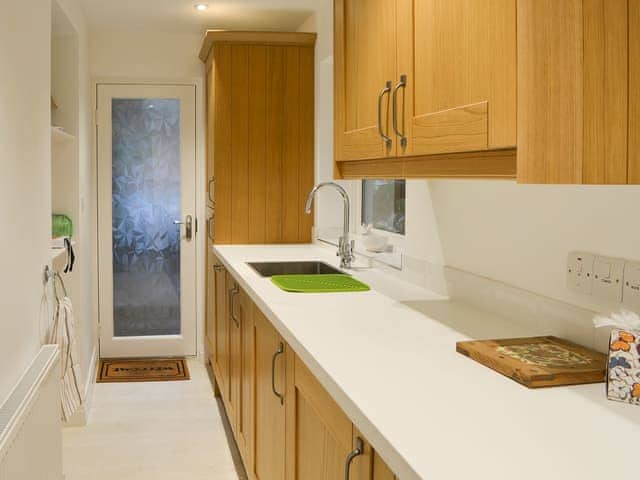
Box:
[335,0,639,184]
[200,31,316,244]
[334,0,518,179]
[517,0,639,184]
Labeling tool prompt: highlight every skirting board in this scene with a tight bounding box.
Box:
[64,345,98,427]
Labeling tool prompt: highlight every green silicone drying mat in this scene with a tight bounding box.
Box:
[270,274,370,293]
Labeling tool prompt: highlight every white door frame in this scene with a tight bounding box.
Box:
[96,83,198,358]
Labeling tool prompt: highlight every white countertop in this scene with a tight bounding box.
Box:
[213,244,640,480]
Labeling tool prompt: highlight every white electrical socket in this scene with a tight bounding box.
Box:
[623,261,640,311]
[592,255,625,302]
[567,251,594,295]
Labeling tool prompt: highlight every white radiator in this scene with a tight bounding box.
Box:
[0,345,62,480]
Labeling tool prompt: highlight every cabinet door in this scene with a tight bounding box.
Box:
[212,44,233,242]
[631,0,640,184]
[517,0,629,184]
[285,353,353,480]
[235,288,254,469]
[252,308,286,480]
[206,60,215,208]
[400,0,516,156]
[334,0,398,162]
[205,252,217,359]
[227,274,241,433]
[213,262,229,400]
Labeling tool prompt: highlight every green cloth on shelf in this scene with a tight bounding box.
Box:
[270,274,370,293]
[52,214,73,238]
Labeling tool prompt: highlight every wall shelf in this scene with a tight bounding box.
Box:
[51,126,75,145]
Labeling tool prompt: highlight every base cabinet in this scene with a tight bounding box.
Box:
[285,354,353,480]
[207,267,396,480]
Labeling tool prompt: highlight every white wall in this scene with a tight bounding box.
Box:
[427,181,640,312]
[304,1,640,316]
[297,4,347,228]
[0,0,52,401]
[0,0,95,408]
[89,30,206,357]
[90,31,203,79]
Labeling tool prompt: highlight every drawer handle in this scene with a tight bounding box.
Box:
[271,342,285,405]
[344,437,364,480]
[228,284,240,327]
[377,81,393,149]
[392,74,407,149]
[213,264,224,272]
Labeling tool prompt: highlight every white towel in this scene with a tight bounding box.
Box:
[48,296,83,421]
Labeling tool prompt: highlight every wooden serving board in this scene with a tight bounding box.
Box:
[456,336,607,388]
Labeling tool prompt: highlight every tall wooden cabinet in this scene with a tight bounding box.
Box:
[202,32,317,475]
[334,0,518,179]
[201,31,316,244]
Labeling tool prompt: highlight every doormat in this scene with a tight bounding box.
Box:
[97,358,190,383]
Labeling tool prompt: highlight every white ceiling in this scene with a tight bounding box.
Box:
[78,0,323,33]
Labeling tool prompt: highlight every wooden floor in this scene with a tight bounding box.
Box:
[63,359,243,480]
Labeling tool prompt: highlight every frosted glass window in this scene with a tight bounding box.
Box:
[361,180,406,235]
[111,98,181,337]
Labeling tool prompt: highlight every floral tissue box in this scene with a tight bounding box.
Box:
[607,329,640,405]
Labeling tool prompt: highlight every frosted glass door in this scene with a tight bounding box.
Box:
[111,99,181,337]
[98,85,196,358]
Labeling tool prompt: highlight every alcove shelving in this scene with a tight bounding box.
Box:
[50,1,80,328]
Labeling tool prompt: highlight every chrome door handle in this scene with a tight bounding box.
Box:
[377,81,393,149]
[344,437,364,480]
[228,284,240,327]
[392,74,407,149]
[213,263,224,272]
[174,215,193,240]
[271,342,285,405]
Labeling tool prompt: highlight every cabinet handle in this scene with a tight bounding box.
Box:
[392,75,407,149]
[271,342,285,405]
[213,263,224,272]
[208,177,215,205]
[377,81,393,149]
[344,437,364,480]
[228,284,240,327]
[206,216,215,242]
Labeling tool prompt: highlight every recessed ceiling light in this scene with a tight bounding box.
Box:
[194,2,209,11]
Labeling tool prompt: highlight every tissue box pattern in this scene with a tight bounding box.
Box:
[607,329,640,405]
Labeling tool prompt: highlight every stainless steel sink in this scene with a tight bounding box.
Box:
[247,261,344,277]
